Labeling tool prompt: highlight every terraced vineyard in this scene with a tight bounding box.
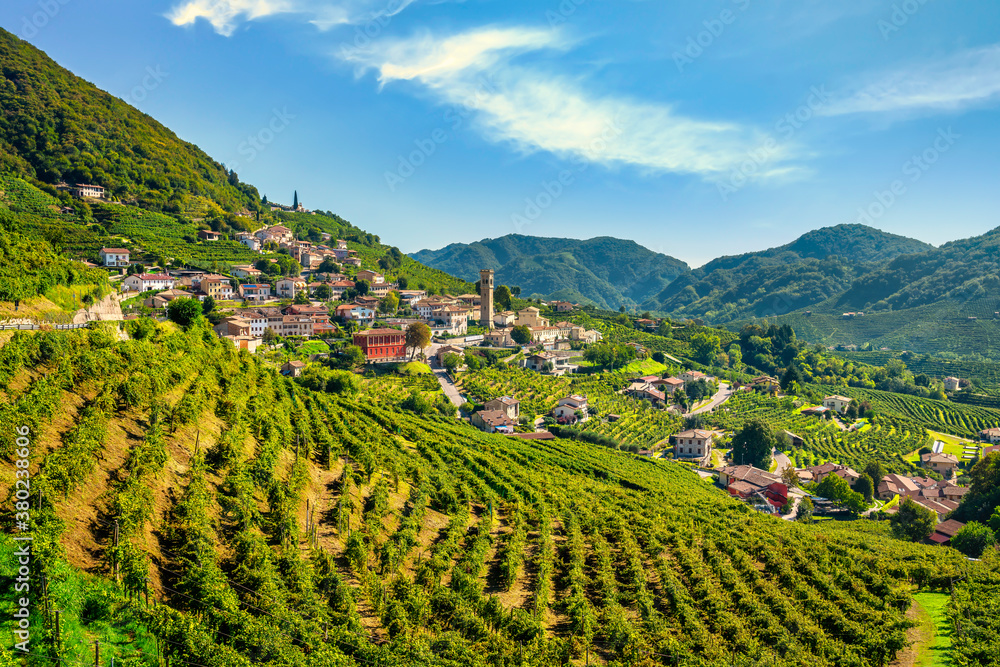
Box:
[460,365,684,449]
[705,391,927,473]
[1,322,974,667]
[813,385,1000,439]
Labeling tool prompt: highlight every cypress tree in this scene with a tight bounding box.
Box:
[293,190,298,208]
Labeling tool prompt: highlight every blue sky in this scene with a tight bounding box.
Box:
[3,0,999,266]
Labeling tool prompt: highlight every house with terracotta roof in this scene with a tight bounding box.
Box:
[810,462,861,487]
[280,360,307,377]
[921,452,959,474]
[485,396,520,421]
[878,473,920,500]
[99,248,130,267]
[471,409,516,434]
[239,284,271,303]
[123,273,175,292]
[143,289,191,310]
[717,465,787,507]
[353,328,407,363]
[673,429,715,461]
[928,519,965,545]
[552,395,588,424]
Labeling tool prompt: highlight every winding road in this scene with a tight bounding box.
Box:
[685,382,733,417]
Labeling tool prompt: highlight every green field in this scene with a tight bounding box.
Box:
[913,592,953,667]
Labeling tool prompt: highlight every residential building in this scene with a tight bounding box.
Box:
[673,429,715,460]
[239,284,271,302]
[928,519,965,545]
[355,269,384,285]
[353,328,407,363]
[656,377,685,395]
[281,316,314,337]
[485,396,520,421]
[747,375,781,392]
[809,462,861,487]
[571,327,603,344]
[201,275,234,300]
[530,326,561,343]
[198,230,221,241]
[143,289,191,309]
[335,303,376,325]
[214,317,252,337]
[223,335,263,353]
[398,290,427,305]
[877,474,920,500]
[921,452,959,474]
[626,381,666,406]
[515,307,549,328]
[331,280,356,300]
[551,301,575,312]
[679,370,710,383]
[281,360,307,377]
[717,466,787,508]
[485,330,514,347]
[231,265,262,280]
[276,278,307,299]
[236,234,261,252]
[979,427,1000,444]
[985,445,1000,457]
[493,311,516,328]
[123,273,175,292]
[234,307,283,337]
[99,247,130,267]
[552,395,588,424]
[72,183,105,199]
[823,395,853,413]
[943,376,962,392]
[525,352,558,373]
[471,410,515,434]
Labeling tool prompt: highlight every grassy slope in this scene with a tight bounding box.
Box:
[912,592,953,667]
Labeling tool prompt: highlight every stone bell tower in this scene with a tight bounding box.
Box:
[479,269,494,330]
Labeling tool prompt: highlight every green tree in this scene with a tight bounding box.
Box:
[864,461,888,488]
[730,419,777,469]
[405,322,431,360]
[262,327,279,345]
[293,190,298,208]
[950,522,996,558]
[780,465,800,488]
[355,280,370,296]
[728,344,743,370]
[318,257,339,273]
[201,295,216,315]
[511,325,532,346]
[797,496,814,523]
[443,353,462,373]
[856,474,875,503]
[397,276,409,290]
[166,297,202,328]
[781,364,802,391]
[890,498,936,542]
[342,345,366,369]
[293,290,310,305]
[315,284,332,300]
[379,292,399,314]
[690,332,722,364]
[494,285,512,311]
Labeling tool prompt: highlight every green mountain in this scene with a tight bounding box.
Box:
[642,224,935,320]
[410,235,690,309]
[0,27,260,214]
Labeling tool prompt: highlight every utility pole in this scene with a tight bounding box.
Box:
[94,640,100,667]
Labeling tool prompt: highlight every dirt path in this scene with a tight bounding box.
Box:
[891,592,951,667]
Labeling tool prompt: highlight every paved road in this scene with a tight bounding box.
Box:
[685,382,733,417]
[426,343,465,408]
[772,448,793,475]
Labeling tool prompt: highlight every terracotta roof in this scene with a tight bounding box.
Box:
[354,328,404,337]
[476,410,515,427]
[675,429,716,439]
[100,247,129,253]
[921,452,959,464]
[135,273,173,280]
[933,519,965,538]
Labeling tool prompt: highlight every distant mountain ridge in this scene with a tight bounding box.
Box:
[410,235,690,310]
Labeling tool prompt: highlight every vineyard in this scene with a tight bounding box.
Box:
[810,385,1000,440]
[460,365,685,449]
[3,321,983,666]
[831,350,1000,396]
[704,391,928,474]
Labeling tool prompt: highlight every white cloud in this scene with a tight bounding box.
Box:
[344,26,799,178]
[822,44,1000,116]
[167,0,418,36]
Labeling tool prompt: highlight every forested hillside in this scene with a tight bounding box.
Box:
[0,323,977,666]
[0,27,259,213]
[642,225,933,319]
[411,235,689,310]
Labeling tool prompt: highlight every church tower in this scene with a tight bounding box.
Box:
[479,269,494,330]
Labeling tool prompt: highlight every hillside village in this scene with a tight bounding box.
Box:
[67,241,1000,552]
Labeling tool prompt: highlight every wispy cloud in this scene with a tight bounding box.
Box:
[344,26,799,178]
[822,44,1000,116]
[167,0,416,36]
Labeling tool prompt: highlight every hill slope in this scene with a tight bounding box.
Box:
[411,235,689,309]
[643,224,934,319]
[0,27,259,213]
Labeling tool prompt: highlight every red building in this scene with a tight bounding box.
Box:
[353,328,408,364]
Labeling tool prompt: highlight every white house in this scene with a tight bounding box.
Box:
[73,183,105,199]
[99,248,130,267]
[335,304,375,325]
[553,395,588,423]
[823,395,853,414]
[239,284,271,303]
[679,370,711,383]
[123,273,175,292]
[944,376,962,392]
[276,278,307,299]
[980,427,1000,444]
